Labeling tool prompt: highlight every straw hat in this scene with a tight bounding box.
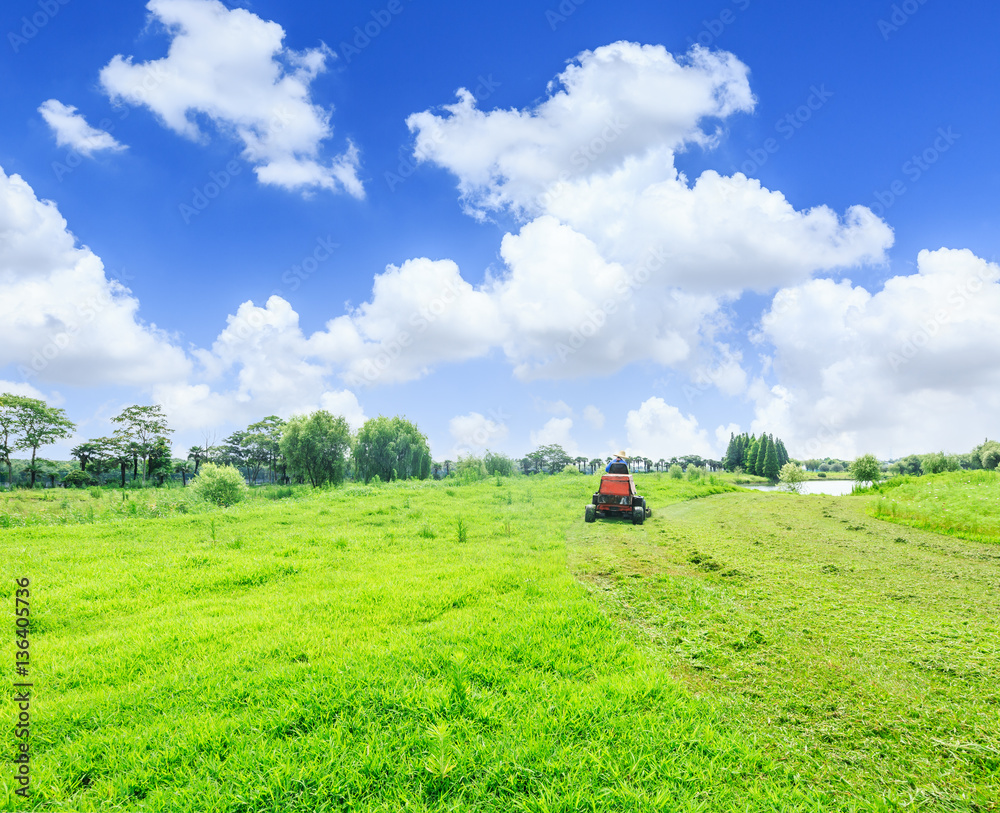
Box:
[615,450,627,458]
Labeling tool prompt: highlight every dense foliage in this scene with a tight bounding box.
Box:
[279,411,352,487]
[723,432,789,479]
[190,462,248,506]
[352,415,431,483]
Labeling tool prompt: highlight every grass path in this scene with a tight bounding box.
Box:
[568,487,1000,811]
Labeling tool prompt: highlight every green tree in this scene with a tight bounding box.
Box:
[187,445,209,475]
[456,455,488,482]
[353,416,431,483]
[111,405,173,486]
[96,436,134,488]
[778,462,806,493]
[526,444,572,474]
[280,411,352,487]
[743,435,757,472]
[484,450,515,477]
[776,439,790,468]
[70,441,101,473]
[146,437,174,485]
[668,463,683,479]
[0,395,76,488]
[763,435,780,480]
[849,453,882,485]
[246,416,286,483]
[920,452,958,475]
[0,394,21,487]
[174,459,194,486]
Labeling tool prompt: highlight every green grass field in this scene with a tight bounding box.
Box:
[866,470,1000,544]
[2,475,998,811]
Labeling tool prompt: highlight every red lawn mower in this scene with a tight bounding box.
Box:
[584,473,652,525]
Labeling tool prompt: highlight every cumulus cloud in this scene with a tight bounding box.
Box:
[397,41,893,387]
[625,397,719,459]
[308,257,505,386]
[408,41,755,218]
[38,100,127,155]
[582,405,605,430]
[449,411,509,457]
[154,296,367,432]
[0,380,49,400]
[0,166,190,387]
[529,416,580,456]
[755,248,1000,457]
[99,0,362,196]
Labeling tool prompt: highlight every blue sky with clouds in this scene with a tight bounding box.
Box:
[2,0,999,464]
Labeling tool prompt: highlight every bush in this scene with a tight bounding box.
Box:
[62,469,95,488]
[686,466,702,481]
[779,462,806,493]
[561,464,582,475]
[668,464,683,479]
[191,463,248,507]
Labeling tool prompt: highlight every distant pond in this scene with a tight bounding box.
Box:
[742,480,856,496]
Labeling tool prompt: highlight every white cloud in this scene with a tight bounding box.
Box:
[408,41,755,219]
[756,248,1000,458]
[0,165,190,387]
[0,380,49,400]
[529,416,580,456]
[38,100,127,155]
[319,390,367,432]
[99,0,362,196]
[625,397,718,460]
[449,411,509,458]
[309,257,505,386]
[582,405,605,430]
[537,399,573,417]
[154,296,367,432]
[398,41,892,387]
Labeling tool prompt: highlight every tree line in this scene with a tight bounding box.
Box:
[0,393,440,489]
[723,432,790,479]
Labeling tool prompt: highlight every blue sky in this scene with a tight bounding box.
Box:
[2,0,999,464]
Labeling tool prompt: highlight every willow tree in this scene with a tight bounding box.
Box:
[352,416,431,483]
[280,411,351,487]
